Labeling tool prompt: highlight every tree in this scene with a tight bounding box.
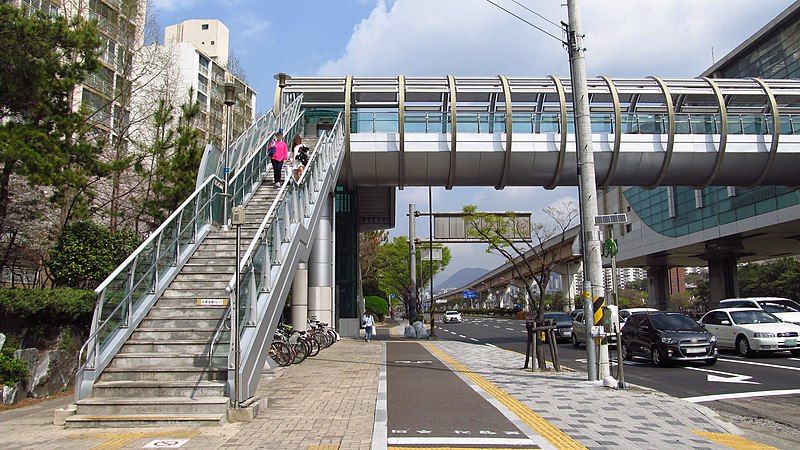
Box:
[0,4,104,281]
[625,279,648,292]
[359,230,388,299]
[463,201,578,370]
[738,258,800,301]
[374,236,451,322]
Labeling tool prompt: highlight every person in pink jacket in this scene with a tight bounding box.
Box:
[269,129,289,186]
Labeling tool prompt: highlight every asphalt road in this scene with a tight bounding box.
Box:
[433,314,800,431]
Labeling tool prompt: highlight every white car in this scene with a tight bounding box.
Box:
[443,311,462,323]
[700,308,800,357]
[719,297,800,325]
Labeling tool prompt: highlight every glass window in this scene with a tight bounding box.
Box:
[758,300,800,313]
[649,313,703,331]
[202,24,209,30]
[731,310,781,324]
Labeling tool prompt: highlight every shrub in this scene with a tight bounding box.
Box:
[0,288,95,330]
[365,296,389,321]
[0,354,28,386]
[48,221,139,289]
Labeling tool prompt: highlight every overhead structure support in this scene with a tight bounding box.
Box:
[344,74,354,187]
[698,77,729,188]
[398,75,406,190]
[747,77,781,188]
[496,75,513,190]
[545,75,567,190]
[598,76,622,189]
[291,262,309,332]
[645,76,676,189]
[309,195,334,327]
[446,74,458,190]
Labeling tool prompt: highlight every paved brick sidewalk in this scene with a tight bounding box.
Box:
[0,338,381,450]
[429,340,771,450]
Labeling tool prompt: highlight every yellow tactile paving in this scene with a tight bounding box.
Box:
[388,448,535,450]
[423,342,586,450]
[67,430,199,450]
[692,430,778,450]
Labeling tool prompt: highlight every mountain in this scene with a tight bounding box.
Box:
[436,267,491,292]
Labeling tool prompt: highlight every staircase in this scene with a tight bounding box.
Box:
[66,180,286,427]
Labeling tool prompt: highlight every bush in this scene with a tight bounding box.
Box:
[365,296,389,321]
[0,354,28,386]
[48,221,139,289]
[0,288,95,330]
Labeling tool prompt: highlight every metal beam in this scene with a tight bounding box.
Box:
[344,75,354,187]
[697,77,729,189]
[398,75,406,190]
[496,75,513,190]
[545,75,567,190]
[644,76,676,189]
[747,77,781,187]
[598,76,622,189]
[446,74,457,190]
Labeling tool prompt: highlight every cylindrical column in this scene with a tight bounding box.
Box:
[309,195,334,327]
[292,262,308,331]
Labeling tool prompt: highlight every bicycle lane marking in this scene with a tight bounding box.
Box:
[385,342,538,448]
[422,342,584,450]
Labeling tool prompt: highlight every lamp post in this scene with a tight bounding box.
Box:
[222,82,237,228]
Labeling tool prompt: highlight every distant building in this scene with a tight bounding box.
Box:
[165,19,230,67]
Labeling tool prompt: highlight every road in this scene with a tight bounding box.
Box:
[432,315,800,432]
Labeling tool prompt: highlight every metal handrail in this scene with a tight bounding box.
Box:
[78,174,222,369]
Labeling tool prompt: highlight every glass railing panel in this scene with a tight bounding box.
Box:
[456,114,480,133]
[404,114,429,133]
[727,116,744,135]
[675,114,692,134]
[130,242,155,312]
[688,114,716,134]
[237,268,252,334]
[96,274,127,350]
[539,114,560,133]
[621,114,639,134]
[780,115,795,135]
[790,115,800,135]
[637,114,668,134]
[253,241,267,293]
[156,222,178,281]
[590,113,613,133]
[741,115,768,134]
[374,112,399,133]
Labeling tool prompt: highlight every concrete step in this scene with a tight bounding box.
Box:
[120,339,227,354]
[173,273,234,283]
[178,264,236,275]
[131,328,222,341]
[140,317,226,328]
[108,353,227,369]
[75,397,229,416]
[91,380,226,398]
[160,289,228,300]
[64,413,225,428]
[146,306,227,319]
[99,366,227,382]
[169,280,230,291]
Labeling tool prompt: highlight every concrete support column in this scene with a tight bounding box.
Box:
[709,254,739,306]
[309,195,334,328]
[554,262,580,311]
[291,262,308,332]
[647,267,670,310]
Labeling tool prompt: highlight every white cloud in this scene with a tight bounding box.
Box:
[151,0,196,13]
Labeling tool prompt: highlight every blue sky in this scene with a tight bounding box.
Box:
[152,0,793,281]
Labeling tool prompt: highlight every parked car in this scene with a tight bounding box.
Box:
[700,308,800,357]
[569,309,583,320]
[443,310,462,324]
[719,297,800,325]
[571,311,616,348]
[620,312,718,366]
[619,308,659,325]
[544,312,573,341]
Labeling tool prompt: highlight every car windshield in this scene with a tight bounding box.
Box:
[445,311,459,315]
[758,300,800,313]
[649,314,703,331]
[731,310,781,324]
[545,313,572,325]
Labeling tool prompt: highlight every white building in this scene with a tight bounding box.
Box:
[165,19,230,67]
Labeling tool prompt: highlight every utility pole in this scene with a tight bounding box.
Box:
[408,203,418,322]
[565,0,607,381]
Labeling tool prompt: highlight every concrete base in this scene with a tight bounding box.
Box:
[227,397,262,423]
[53,404,77,426]
[338,318,360,338]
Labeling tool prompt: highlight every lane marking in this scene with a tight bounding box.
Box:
[506,328,515,331]
[684,367,759,385]
[683,388,800,403]
[458,334,467,338]
[485,343,499,348]
[469,338,479,342]
[372,342,388,450]
[424,343,583,450]
[494,326,501,329]
[719,358,800,372]
[692,430,777,449]
[387,437,537,446]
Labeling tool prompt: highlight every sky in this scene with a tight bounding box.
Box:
[152,0,794,282]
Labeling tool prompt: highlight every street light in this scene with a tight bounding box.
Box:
[222,81,238,228]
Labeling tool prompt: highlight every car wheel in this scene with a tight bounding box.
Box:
[621,342,632,361]
[736,335,753,357]
[651,346,666,367]
[571,333,580,348]
[704,358,717,366]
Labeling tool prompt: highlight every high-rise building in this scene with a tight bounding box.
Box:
[144,20,256,151]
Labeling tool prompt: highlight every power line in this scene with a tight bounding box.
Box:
[507,0,562,29]
[483,0,564,43]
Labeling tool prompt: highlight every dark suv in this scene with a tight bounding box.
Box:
[621,312,718,366]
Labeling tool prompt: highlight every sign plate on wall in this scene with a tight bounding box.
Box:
[195,298,228,306]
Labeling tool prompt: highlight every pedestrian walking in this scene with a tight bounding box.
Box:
[362,310,375,342]
[268,129,288,186]
[289,135,307,181]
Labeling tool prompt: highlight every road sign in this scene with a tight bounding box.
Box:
[463,290,478,299]
[594,213,628,225]
[435,299,447,304]
[195,298,228,306]
[419,247,443,261]
[223,167,230,174]
[432,211,532,243]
